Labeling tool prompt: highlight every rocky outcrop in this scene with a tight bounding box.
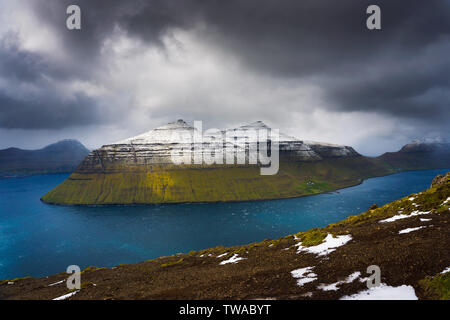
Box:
[431,172,450,188]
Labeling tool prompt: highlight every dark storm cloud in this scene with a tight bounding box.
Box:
[3,0,450,133]
[324,55,450,123]
[0,38,44,82]
[30,0,450,122]
[0,37,104,129]
[0,90,102,129]
[28,0,192,70]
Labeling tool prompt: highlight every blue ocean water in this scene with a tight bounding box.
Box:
[0,169,448,279]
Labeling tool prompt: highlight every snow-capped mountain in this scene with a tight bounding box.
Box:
[42,121,449,205]
[399,138,450,153]
[78,120,360,172]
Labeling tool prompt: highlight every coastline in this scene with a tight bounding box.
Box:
[40,166,449,207]
[2,171,449,299]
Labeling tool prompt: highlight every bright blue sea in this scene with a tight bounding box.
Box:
[0,169,447,279]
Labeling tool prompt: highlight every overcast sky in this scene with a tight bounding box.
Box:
[0,0,449,156]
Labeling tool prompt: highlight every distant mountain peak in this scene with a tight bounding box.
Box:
[43,139,90,153]
[400,138,450,153]
[0,139,90,175]
[47,139,85,147]
[116,119,196,144]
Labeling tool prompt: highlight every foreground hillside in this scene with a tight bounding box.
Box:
[3,172,449,300]
[0,140,90,177]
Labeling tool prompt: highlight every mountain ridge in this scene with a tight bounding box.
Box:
[41,120,450,205]
[0,139,90,177]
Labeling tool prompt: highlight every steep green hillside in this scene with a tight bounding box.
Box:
[41,157,392,205]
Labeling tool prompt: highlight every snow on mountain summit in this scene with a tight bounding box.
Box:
[100,120,359,165]
[116,119,196,145]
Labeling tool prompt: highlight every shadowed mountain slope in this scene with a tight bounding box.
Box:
[0,140,90,177]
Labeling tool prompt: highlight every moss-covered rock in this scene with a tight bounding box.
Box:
[295,229,328,247]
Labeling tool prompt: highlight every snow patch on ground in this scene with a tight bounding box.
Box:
[443,197,450,205]
[340,284,418,300]
[296,234,352,256]
[359,277,370,283]
[317,282,340,291]
[441,266,450,274]
[420,218,432,222]
[408,197,415,201]
[379,210,431,223]
[317,271,361,291]
[291,267,317,286]
[219,254,245,265]
[52,290,80,300]
[216,253,228,258]
[48,280,64,286]
[398,226,426,234]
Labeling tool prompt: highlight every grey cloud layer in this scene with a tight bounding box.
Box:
[0,35,105,129]
[1,0,449,139]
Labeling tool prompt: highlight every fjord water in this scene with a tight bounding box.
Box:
[0,169,448,279]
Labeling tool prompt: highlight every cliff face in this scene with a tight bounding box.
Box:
[75,120,360,174]
[4,173,450,300]
[0,140,90,176]
[305,142,359,158]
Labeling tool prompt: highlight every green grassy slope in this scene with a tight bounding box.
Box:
[41,143,450,205]
[41,157,393,205]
